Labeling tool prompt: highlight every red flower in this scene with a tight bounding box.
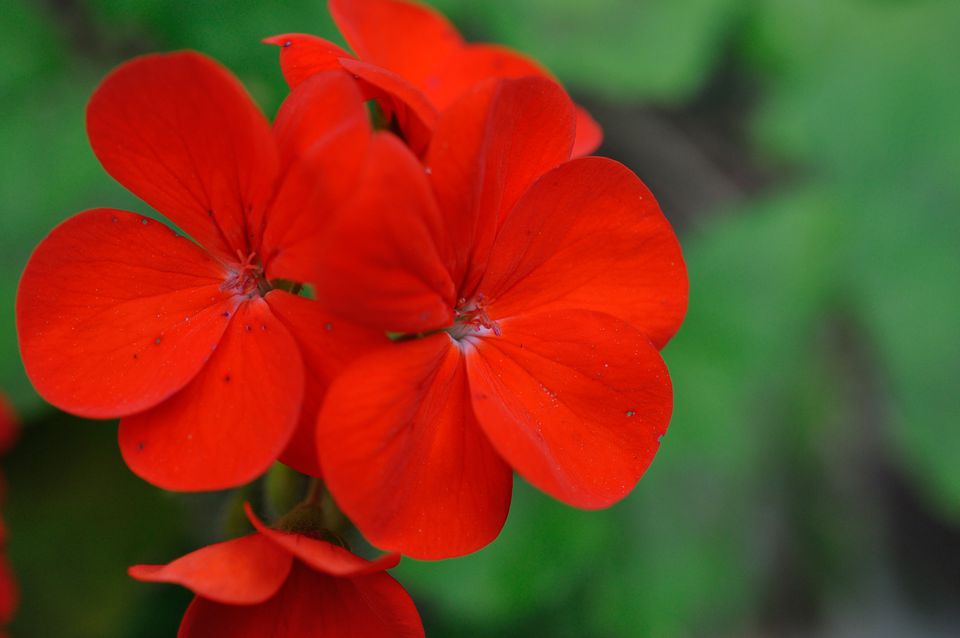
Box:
[16,52,384,489]
[130,504,424,637]
[310,77,689,559]
[265,0,602,157]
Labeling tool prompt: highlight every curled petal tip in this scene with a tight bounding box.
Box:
[262,34,294,48]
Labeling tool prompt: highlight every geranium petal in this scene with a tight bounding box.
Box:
[480,157,688,348]
[340,58,438,156]
[244,504,399,576]
[466,309,672,509]
[313,132,455,334]
[426,76,575,290]
[179,563,423,638]
[265,292,388,476]
[264,34,351,88]
[573,106,603,156]
[261,73,371,283]
[266,34,437,158]
[87,51,278,261]
[318,335,513,559]
[430,44,603,157]
[329,0,463,86]
[17,209,236,418]
[118,297,303,491]
[129,534,292,605]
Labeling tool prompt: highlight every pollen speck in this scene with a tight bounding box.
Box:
[154,337,162,345]
[140,218,149,225]
[111,216,119,223]
[244,324,252,332]
[222,311,230,318]
[324,322,333,331]
[260,324,267,331]
[224,374,231,383]
[283,40,293,48]
[137,441,145,451]
[625,410,636,417]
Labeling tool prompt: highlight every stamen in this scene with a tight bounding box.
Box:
[222,252,269,297]
[449,294,501,340]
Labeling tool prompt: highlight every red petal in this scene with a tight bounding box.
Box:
[426,77,576,291]
[265,35,439,155]
[271,70,369,169]
[129,534,292,605]
[573,106,603,157]
[318,335,512,559]
[244,504,400,576]
[340,58,438,156]
[17,209,235,418]
[179,563,423,638]
[329,0,463,86]
[87,51,278,262]
[265,292,388,476]
[313,133,455,334]
[430,44,603,157]
[466,310,673,509]
[480,157,688,349]
[264,34,352,88]
[118,298,303,491]
[261,72,372,283]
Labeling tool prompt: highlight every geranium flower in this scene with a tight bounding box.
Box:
[16,52,383,490]
[310,77,689,559]
[265,0,602,157]
[130,504,423,637]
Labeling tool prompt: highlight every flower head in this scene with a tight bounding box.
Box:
[266,0,602,157]
[16,52,384,490]
[130,504,423,637]
[310,77,688,558]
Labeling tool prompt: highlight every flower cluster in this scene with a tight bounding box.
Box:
[16,0,687,633]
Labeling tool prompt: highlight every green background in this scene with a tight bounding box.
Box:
[1,0,958,636]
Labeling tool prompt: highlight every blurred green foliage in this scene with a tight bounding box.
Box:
[0,0,957,636]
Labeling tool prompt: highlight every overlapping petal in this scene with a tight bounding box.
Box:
[312,133,455,334]
[265,292,388,476]
[245,504,400,576]
[129,534,292,605]
[318,336,513,559]
[466,310,673,509]
[426,76,576,290]
[329,0,601,155]
[480,157,689,348]
[328,0,463,86]
[179,563,423,638]
[87,52,278,262]
[118,298,303,491]
[261,73,372,283]
[17,209,236,418]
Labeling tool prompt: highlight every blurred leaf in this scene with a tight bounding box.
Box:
[749,0,960,516]
[432,0,743,102]
[4,415,189,637]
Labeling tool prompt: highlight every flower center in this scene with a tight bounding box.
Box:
[222,251,271,297]
[447,294,501,341]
